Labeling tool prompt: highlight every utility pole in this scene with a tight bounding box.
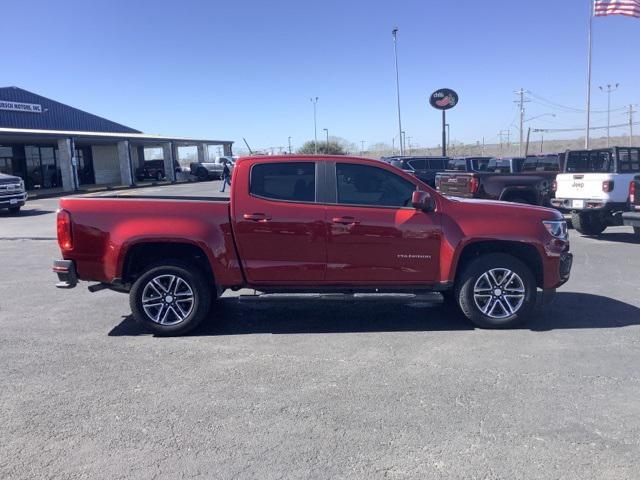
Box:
[515,88,529,157]
[629,104,636,147]
[482,137,485,156]
[310,97,319,154]
[323,128,329,153]
[540,134,544,153]
[599,83,619,148]
[287,136,292,154]
[392,28,404,156]
[360,140,366,154]
[401,131,406,154]
[499,130,510,155]
[407,136,412,154]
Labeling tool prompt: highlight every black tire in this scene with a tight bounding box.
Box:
[634,227,640,239]
[156,171,164,181]
[456,253,537,329]
[129,261,212,336]
[571,211,607,236]
[8,206,21,214]
[440,289,460,311]
[197,169,209,182]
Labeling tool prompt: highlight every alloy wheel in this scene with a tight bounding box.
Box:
[141,274,195,325]
[473,268,526,319]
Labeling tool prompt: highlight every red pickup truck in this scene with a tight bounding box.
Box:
[53,155,573,335]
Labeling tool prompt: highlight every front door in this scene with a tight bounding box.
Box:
[325,162,441,284]
[231,160,326,285]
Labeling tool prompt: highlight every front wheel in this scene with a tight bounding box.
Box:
[456,253,537,329]
[129,261,212,336]
[8,206,21,214]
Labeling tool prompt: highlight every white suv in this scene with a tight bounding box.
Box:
[551,147,640,235]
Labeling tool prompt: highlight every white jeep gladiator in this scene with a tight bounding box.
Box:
[551,147,640,235]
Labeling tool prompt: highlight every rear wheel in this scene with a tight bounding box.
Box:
[197,169,209,182]
[456,253,536,329]
[8,206,21,214]
[129,261,212,336]
[571,211,607,236]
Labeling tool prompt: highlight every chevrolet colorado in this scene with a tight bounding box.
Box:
[53,155,572,335]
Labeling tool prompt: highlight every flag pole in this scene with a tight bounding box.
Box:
[585,0,593,149]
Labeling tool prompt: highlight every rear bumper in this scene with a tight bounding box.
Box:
[0,192,27,209]
[550,198,626,213]
[53,260,78,288]
[622,212,640,227]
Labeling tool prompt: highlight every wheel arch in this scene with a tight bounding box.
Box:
[499,187,538,205]
[451,240,544,289]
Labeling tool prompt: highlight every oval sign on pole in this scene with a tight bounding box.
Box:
[429,88,459,110]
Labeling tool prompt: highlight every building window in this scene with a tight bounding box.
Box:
[0,146,12,175]
[24,145,61,189]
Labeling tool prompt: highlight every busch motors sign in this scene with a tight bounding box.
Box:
[429,88,458,110]
[0,100,43,113]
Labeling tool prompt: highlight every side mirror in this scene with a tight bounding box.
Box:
[411,190,433,211]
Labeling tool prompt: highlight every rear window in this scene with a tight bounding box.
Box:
[428,159,446,169]
[522,156,559,172]
[407,159,427,170]
[618,148,640,173]
[250,162,316,202]
[566,151,613,173]
[486,159,512,173]
[447,159,467,171]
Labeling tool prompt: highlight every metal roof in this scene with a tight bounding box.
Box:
[0,87,141,133]
[0,127,232,145]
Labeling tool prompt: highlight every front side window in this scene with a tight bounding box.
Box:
[250,162,315,202]
[486,159,512,173]
[407,159,427,170]
[447,159,467,171]
[336,163,416,208]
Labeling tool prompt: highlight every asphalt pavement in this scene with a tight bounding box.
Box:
[1,182,639,479]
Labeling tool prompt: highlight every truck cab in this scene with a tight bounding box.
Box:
[0,173,27,214]
[551,147,640,235]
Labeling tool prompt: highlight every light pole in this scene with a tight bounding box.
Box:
[287,136,292,154]
[323,128,329,153]
[599,83,619,148]
[310,97,319,154]
[401,131,406,154]
[360,140,366,154]
[445,123,450,152]
[392,28,404,156]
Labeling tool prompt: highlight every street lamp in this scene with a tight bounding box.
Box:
[323,128,329,153]
[310,97,319,154]
[392,28,404,156]
[599,83,619,148]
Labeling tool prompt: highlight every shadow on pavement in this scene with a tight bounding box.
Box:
[108,292,640,337]
[575,232,640,244]
[0,208,54,218]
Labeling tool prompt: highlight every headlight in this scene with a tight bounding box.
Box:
[19,179,25,191]
[543,220,568,239]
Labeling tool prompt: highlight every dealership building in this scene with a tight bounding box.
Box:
[0,86,233,192]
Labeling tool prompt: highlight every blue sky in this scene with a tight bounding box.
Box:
[3,0,639,152]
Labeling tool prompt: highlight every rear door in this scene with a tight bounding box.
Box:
[231,160,326,284]
[324,161,441,284]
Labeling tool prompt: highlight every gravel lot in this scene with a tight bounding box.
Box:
[1,183,639,479]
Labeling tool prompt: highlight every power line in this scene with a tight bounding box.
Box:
[532,120,640,133]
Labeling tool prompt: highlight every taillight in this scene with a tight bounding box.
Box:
[435,176,442,190]
[469,177,479,194]
[631,181,636,203]
[57,209,73,250]
[551,180,557,192]
[602,180,614,193]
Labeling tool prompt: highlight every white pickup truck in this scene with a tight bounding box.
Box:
[551,147,640,235]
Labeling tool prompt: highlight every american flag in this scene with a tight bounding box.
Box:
[594,0,640,18]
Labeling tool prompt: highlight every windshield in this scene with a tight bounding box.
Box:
[565,151,613,173]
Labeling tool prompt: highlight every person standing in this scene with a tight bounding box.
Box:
[220,160,231,193]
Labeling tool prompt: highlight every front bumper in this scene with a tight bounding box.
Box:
[559,252,573,282]
[53,260,78,288]
[0,192,27,209]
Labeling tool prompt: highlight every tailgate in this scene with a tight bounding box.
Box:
[555,173,613,200]
[436,172,475,197]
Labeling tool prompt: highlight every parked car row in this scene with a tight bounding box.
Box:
[190,157,235,181]
[386,148,640,237]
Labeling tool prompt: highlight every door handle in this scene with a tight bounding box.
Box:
[243,213,271,222]
[332,216,360,225]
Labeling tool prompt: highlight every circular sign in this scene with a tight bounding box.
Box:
[429,88,459,110]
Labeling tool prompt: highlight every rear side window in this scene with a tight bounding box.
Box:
[428,159,446,169]
[336,163,415,208]
[618,148,640,173]
[486,159,512,173]
[250,162,315,202]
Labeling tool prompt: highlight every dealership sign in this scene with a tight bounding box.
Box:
[0,100,43,113]
[429,88,458,110]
